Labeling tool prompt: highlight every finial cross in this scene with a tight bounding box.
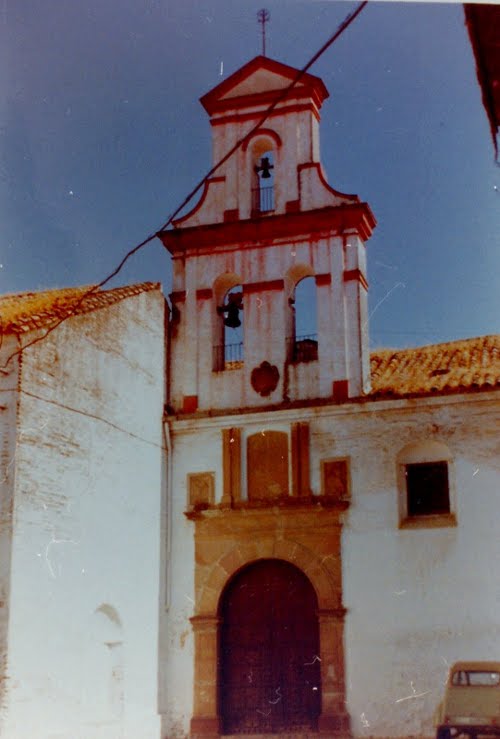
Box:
[257,9,270,57]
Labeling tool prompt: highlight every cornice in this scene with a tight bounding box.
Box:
[159,203,376,255]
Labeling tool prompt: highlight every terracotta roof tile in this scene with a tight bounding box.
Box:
[0,282,160,335]
[370,335,500,397]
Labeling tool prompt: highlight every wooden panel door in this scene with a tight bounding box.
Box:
[219,559,321,734]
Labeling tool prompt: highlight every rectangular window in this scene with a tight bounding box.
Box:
[406,461,449,516]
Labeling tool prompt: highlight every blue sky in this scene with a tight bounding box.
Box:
[1,0,499,348]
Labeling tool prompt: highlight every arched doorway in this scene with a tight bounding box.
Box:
[218,559,321,734]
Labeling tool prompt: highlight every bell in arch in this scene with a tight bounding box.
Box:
[254,156,274,179]
[224,302,241,328]
[218,292,243,328]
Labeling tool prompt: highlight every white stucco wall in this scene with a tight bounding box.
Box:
[339,394,500,738]
[0,337,20,723]
[160,428,199,737]
[163,391,500,738]
[2,290,166,739]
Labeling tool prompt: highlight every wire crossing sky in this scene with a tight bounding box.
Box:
[1,1,368,368]
[1,1,499,348]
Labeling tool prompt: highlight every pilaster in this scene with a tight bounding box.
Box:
[190,615,220,737]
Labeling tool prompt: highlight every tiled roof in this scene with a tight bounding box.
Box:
[370,335,500,397]
[0,282,160,334]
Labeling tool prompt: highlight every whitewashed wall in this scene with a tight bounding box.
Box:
[0,336,20,725]
[160,429,198,737]
[339,394,500,739]
[2,290,166,739]
[163,391,500,738]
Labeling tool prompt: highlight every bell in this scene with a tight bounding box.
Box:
[260,156,273,179]
[254,156,274,179]
[224,302,241,328]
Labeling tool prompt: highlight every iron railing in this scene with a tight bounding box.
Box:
[213,341,244,371]
[289,333,318,363]
[251,185,275,214]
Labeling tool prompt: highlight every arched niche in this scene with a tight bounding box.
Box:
[397,439,453,465]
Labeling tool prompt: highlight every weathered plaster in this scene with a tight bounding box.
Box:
[162,392,500,738]
[1,290,166,738]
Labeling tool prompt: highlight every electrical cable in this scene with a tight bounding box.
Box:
[0,1,368,369]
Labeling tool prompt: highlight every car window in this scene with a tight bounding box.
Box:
[452,670,500,686]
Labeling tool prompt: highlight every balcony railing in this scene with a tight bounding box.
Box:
[251,185,275,214]
[213,341,244,371]
[289,334,318,363]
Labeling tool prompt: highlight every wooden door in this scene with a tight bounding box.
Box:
[219,559,321,734]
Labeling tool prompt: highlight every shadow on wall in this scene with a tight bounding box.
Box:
[81,603,124,729]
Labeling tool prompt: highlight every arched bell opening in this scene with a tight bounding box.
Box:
[250,136,277,215]
[213,274,244,371]
[217,558,321,735]
[287,270,318,363]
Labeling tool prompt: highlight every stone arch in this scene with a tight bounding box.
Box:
[191,540,348,736]
[191,522,348,736]
[397,438,453,465]
[285,262,315,300]
[197,538,338,615]
[242,128,282,153]
[213,272,243,306]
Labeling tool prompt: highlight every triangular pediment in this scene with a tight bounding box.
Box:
[200,56,328,114]
[220,67,306,100]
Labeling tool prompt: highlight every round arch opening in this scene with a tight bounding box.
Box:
[218,558,321,735]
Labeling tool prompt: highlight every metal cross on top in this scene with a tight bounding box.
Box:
[257,9,270,57]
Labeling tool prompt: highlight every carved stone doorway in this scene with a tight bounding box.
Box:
[218,559,321,735]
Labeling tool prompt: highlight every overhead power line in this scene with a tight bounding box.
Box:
[1,1,368,369]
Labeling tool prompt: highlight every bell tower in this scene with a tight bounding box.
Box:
[160,56,378,739]
[160,53,376,412]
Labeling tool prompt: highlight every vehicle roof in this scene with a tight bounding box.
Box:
[451,661,500,672]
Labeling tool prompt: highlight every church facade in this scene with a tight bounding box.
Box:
[159,57,500,739]
[0,56,499,739]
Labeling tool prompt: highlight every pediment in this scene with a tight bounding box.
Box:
[200,56,328,114]
[220,68,306,100]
